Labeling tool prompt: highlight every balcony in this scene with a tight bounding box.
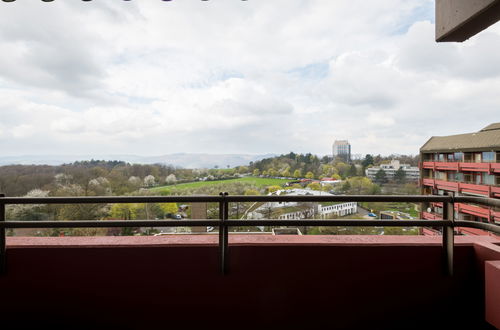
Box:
[426,202,499,224]
[430,201,443,208]
[493,210,500,223]
[492,186,500,198]
[435,179,460,192]
[460,162,493,173]
[1,194,500,329]
[422,161,500,174]
[0,234,499,329]
[422,179,497,198]
[421,211,443,220]
[422,178,436,188]
[460,182,491,197]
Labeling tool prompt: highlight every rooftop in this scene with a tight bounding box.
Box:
[420,123,500,153]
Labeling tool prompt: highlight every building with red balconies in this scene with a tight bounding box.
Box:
[420,123,500,235]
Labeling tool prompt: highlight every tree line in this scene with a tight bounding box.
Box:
[248,152,419,182]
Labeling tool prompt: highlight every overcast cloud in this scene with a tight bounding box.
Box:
[0,0,498,158]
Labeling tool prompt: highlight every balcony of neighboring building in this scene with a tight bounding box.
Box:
[421,210,443,221]
[421,172,500,198]
[421,151,500,174]
[421,199,500,236]
[422,161,500,174]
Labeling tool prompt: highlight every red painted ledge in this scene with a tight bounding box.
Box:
[6,234,499,248]
[486,260,500,329]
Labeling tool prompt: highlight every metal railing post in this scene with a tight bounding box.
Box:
[442,195,454,276]
[0,193,6,275]
[219,192,229,275]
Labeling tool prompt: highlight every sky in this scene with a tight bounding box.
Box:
[0,0,499,158]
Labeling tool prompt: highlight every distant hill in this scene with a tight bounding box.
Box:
[0,153,276,169]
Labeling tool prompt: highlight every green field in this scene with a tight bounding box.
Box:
[151,177,290,194]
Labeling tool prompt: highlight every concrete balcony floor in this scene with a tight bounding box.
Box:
[1,235,500,330]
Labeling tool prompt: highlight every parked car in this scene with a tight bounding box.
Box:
[368,213,377,217]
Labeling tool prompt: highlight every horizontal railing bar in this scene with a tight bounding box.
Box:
[455,220,500,235]
[0,194,456,205]
[0,219,452,229]
[1,195,500,209]
[0,220,220,229]
[224,195,454,203]
[225,219,453,227]
[0,195,221,204]
[3,194,500,208]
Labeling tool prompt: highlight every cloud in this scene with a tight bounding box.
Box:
[0,0,498,158]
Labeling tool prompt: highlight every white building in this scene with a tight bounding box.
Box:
[318,202,357,218]
[365,160,419,182]
[253,188,358,220]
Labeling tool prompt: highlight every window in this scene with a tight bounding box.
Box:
[482,151,495,163]
[464,153,473,163]
[455,172,464,182]
[447,154,454,162]
[454,152,464,162]
[435,171,446,180]
[474,153,482,163]
[438,154,445,162]
[447,172,455,181]
[474,173,482,185]
[483,173,495,185]
[464,173,472,183]
[496,175,500,186]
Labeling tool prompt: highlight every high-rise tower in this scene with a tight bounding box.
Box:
[332,140,351,162]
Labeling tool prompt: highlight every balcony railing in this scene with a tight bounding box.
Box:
[1,193,500,276]
[422,178,500,197]
[421,211,443,220]
[422,161,500,174]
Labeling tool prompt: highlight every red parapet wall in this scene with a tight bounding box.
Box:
[493,210,500,223]
[421,161,500,174]
[456,203,490,219]
[0,235,499,329]
[459,162,491,172]
[422,211,443,220]
[491,186,500,198]
[460,182,491,197]
[474,242,500,329]
[436,162,459,171]
[422,178,435,187]
[492,163,500,174]
[435,179,459,192]
[486,260,500,329]
[422,161,435,170]
[425,180,492,197]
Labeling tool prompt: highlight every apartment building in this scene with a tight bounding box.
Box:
[365,159,420,182]
[420,123,500,235]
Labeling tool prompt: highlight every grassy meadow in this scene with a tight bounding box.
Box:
[150,177,291,195]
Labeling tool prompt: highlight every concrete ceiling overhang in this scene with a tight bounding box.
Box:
[436,0,500,42]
